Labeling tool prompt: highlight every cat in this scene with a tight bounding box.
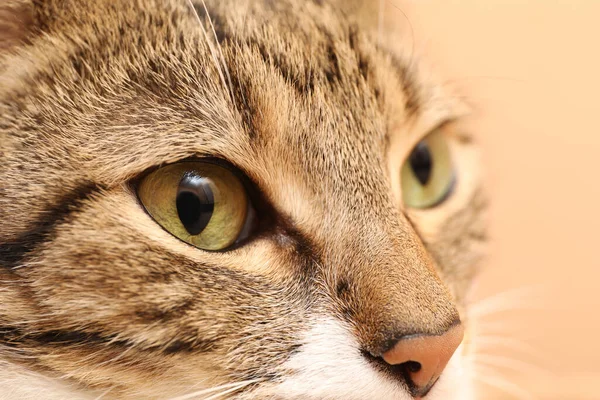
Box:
[0,0,487,399]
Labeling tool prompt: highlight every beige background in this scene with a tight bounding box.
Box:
[390,0,600,398]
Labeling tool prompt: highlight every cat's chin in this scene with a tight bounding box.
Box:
[245,318,475,400]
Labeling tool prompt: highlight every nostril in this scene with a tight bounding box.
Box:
[403,361,421,374]
[401,361,438,398]
[365,324,464,398]
[361,354,430,397]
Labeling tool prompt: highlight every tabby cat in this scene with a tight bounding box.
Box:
[0,0,487,399]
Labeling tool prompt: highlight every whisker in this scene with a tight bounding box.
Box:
[95,343,137,367]
[473,367,536,400]
[199,0,236,103]
[93,386,115,400]
[201,382,253,400]
[470,300,549,319]
[232,0,253,115]
[470,322,545,342]
[168,379,262,400]
[472,335,554,367]
[468,285,550,318]
[185,0,232,103]
[474,354,550,379]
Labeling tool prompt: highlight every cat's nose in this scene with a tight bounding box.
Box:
[381,323,464,398]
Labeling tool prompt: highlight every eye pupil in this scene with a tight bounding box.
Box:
[409,141,433,186]
[176,173,215,235]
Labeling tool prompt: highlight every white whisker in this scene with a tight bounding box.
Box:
[473,367,536,400]
[93,386,115,400]
[95,343,136,367]
[185,0,232,103]
[199,0,236,103]
[475,354,550,379]
[471,320,539,336]
[201,382,253,400]
[468,285,549,318]
[472,335,554,367]
[168,379,261,400]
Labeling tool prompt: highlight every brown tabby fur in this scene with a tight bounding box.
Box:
[0,0,486,398]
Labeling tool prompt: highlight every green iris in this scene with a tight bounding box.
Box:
[138,161,249,251]
[401,128,455,209]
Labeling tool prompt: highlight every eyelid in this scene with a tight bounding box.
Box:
[407,106,458,136]
[132,157,249,195]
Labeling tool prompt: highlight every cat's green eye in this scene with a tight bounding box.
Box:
[401,128,455,209]
[138,161,253,251]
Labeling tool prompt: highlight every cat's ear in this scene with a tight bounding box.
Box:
[0,0,36,52]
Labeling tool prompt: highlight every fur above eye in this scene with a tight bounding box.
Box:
[137,161,255,251]
[401,128,456,208]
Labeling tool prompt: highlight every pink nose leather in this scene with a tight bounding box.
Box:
[382,324,465,397]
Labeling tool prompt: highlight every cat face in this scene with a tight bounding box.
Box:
[0,0,486,399]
